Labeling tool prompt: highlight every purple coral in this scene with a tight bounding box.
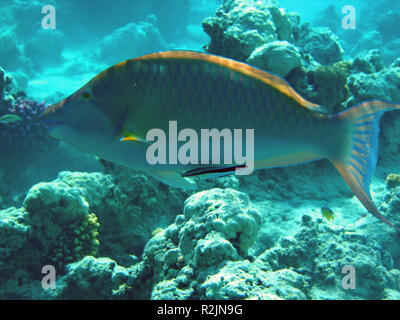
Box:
[0,98,57,154]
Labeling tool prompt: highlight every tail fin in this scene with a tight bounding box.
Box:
[331,100,400,232]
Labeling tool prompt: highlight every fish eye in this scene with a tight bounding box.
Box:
[82,89,92,100]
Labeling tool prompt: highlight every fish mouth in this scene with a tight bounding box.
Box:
[40,100,67,126]
[40,99,66,118]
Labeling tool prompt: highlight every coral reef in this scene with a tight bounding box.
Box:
[295,24,343,65]
[59,257,130,299]
[381,176,400,226]
[8,167,190,267]
[347,57,400,105]
[259,214,400,300]
[247,40,302,77]
[337,3,400,65]
[351,50,384,75]
[202,0,349,113]
[202,0,296,61]
[0,174,102,298]
[306,62,350,113]
[0,97,59,205]
[284,61,351,114]
[144,188,263,299]
[51,255,152,300]
[23,179,100,270]
[386,174,400,189]
[50,182,400,300]
[140,187,399,300]
[98,16,166,65]
[203,0,343,69]
[0,207,33,295]
[0,69,64,206]
[1,170,400,300]
[0,67,14,110]
[59,167,190,264]
[0,98,54,154]
[0,168,187,298]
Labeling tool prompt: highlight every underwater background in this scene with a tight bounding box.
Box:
[0,0,400,300]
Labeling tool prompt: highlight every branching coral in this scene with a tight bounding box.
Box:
[0,95,59,206]
[23,180,100,271]
[51,213,100,270]
[0,98,54,154]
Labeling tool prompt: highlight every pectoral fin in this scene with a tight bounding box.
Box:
[149,171,197,190]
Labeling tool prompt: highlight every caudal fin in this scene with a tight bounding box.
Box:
[331,100,400,232]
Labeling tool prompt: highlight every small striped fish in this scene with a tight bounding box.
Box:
[0,114,22,124]
[41,51,400,231]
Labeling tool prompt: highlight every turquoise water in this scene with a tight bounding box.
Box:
[1,0,400,300]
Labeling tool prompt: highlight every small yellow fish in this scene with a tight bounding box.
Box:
[321,207,335,221]
[0,114,22,124]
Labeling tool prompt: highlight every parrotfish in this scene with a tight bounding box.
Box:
[41,51,400,231]
[0,114,22,124]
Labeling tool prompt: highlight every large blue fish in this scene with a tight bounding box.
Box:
[41,51,400,231]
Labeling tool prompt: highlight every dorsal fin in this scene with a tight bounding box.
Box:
[132,50,327,115]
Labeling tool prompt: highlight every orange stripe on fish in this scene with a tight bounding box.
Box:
[333,161,400,232]
[338,100,400,120]
[350,158,366,173]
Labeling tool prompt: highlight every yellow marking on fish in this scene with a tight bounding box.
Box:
[120,132,146,143]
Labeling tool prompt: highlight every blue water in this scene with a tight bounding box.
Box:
[1,0,400,300]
